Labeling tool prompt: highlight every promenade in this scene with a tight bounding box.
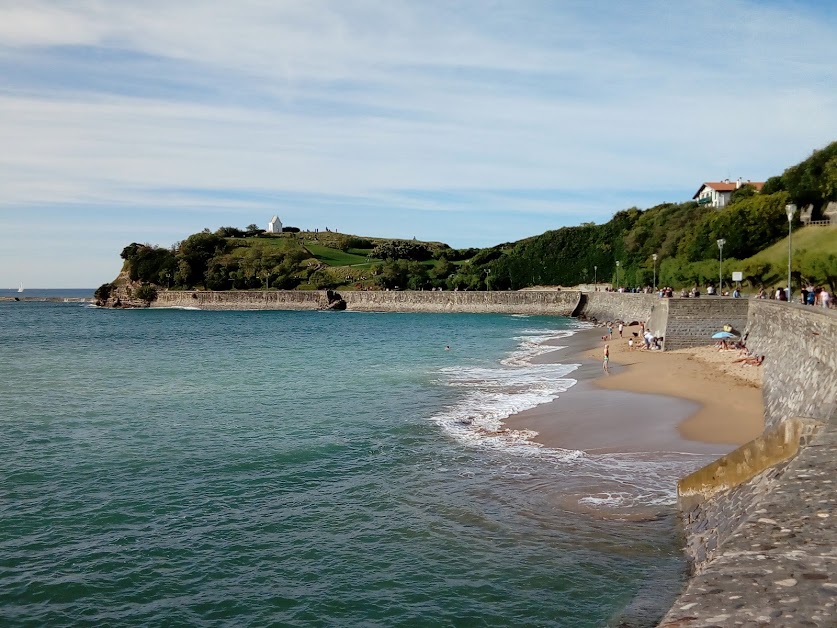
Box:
[660,420,837,626]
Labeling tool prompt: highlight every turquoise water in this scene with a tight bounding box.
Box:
[0,288,94,299]
[1,303,702,626]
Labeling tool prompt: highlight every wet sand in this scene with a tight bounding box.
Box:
[506,324,764,454]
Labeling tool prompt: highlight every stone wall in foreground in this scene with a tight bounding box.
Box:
[660,301,837,626]
[153,289,581,316]
[676,418,823,571]
[745,301,837,430]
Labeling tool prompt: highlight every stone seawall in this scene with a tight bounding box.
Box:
[154,289,580,316]
[662,297,750,351]
[660,420,837,627]
[155,290,328,310]
[341,290,579,314]
[577,292,657,324]
[746,301,837,431]
[660,301,837,626]
[676,418,823,571]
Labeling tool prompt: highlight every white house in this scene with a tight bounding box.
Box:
[693,178,764,209]
[267,215,283,233]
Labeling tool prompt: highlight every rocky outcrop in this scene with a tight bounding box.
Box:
[325,290,347,311]
[96,272,152,308]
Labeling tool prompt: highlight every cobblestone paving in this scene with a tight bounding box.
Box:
[659,424,837,627]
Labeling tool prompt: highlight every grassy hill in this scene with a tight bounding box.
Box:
[112,141,837,293]
[738,225,837,290]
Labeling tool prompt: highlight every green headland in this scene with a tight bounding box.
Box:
[101,141,836,302]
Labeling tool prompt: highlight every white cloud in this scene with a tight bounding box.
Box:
[0,0,835,286]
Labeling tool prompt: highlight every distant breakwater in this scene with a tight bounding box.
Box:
[151,289,753,352]
[152,289,582,316]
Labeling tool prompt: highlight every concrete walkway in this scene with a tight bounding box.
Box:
[659,423,837,627]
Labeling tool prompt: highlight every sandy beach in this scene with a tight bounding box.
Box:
[506,323,764,454]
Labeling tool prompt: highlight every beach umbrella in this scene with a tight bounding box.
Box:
[711,331,736,339]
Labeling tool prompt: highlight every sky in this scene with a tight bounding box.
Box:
[1,1,836,288]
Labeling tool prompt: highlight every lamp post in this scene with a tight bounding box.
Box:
[615,260,620,290]
[717,239,726,292]
[786,204,796,302]
[652,254,658,292]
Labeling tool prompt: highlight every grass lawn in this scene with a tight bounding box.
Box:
[226,234,306,254]
[739,225,836,288]
[304,243,381,266]
[745,225,837,265]
[744,227,837,268]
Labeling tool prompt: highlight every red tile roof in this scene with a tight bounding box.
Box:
[693,181,765,199]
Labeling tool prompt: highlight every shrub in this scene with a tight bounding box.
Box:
[135,284,158,303]
[94,283,113,302]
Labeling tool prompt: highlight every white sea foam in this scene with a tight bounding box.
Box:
[430,326,580,452]
[429,323,716,510]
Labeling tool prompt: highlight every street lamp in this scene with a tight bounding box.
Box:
[615,260,620,290]
[786,204,796,302]
[652,254,658,292]
[717,239,726,292]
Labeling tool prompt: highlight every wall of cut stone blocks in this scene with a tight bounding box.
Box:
[746,301,837,429]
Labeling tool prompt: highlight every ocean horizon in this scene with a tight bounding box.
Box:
[0,288,95,299]
[1,302,716,625]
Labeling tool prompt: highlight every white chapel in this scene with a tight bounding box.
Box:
[267,215,283,233]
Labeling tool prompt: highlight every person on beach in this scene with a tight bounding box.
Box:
[618,322,624,338]
[628,338,634,351]
[602,344,610,373]
[607,323,613,339]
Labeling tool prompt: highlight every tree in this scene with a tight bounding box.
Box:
[370,240,434,261]
[134,284,158,303]
[177,232,227,286]
[799,250,837,291]
[94,283,112,302]
[216,226,246,238]
[729,184,757,205]
[430,257,455,287]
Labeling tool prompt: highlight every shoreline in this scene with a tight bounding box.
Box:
[505,323,764,455]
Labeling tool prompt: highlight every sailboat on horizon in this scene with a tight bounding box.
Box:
[18,282,24,293]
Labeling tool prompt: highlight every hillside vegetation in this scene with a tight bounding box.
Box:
[107,141,837,297]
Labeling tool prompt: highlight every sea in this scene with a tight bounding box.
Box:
[0,298,716,626]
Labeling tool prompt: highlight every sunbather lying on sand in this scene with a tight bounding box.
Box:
[732,355,764,366]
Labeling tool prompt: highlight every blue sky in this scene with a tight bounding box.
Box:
[1,1,835,287]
